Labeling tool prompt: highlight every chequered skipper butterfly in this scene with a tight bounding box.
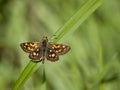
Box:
[20,36,71,64]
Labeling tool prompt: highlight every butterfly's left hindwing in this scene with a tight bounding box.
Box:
[29,48,42,61]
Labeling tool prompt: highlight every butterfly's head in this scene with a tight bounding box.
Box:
[42,36,48,46]
[42,36,48,41]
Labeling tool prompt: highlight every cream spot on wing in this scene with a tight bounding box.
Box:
[52,47,54,49]
[52,54,55,57]
[24,46,26,48]
[62,45,65,48]
[33,52,36,56]
[50,50,52,52]
[36,48,39,51]
[57,45,60,48]
[58,49,62,52]
[25,43,28,45]
[28,47,31,50]
[36,53,38,56]
[49,54,52,57]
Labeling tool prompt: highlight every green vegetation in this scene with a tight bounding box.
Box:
[0,0,120,90]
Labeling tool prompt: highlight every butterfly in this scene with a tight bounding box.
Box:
[20,36,71,64]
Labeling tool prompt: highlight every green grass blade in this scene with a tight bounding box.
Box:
[88,53,118,90]
[13,61,40,90]
[50,0,103,42]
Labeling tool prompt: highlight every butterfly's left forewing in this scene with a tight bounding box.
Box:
[29,48,42,62]
[20,42,40,53]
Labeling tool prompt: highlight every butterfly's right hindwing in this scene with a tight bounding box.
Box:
[46,47,59,61]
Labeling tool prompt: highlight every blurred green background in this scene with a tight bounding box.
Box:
[0,0,120,90]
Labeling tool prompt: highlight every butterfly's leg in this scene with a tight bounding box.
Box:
[41,57,45,64]
[39,56,45,64]
[42,59,45,64]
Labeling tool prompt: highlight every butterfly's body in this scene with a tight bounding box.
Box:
[20,37,70,64]
[40,37,48,63]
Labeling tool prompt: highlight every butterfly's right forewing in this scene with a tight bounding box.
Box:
[48,42,70,55]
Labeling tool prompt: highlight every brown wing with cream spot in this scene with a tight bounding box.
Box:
[29,48,42,61]
[48,42,71,55]
[20,42,40,53]
[46,47,59,61]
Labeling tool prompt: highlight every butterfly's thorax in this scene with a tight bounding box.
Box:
[42,39,47,47]
[41,37,48,61]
